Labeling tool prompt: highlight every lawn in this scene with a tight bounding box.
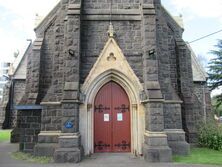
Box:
[1,130,222,165]
[12,152,52,164]
[0,130,11,142]
[173,147,222,165]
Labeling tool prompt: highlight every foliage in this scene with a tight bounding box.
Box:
[212,96,222,116]
[197,120,222,151]
[0,130,11,142]
[213,94,222,112]
[208,40,222,109]
[173,147,222,165]
[11,152,52,164]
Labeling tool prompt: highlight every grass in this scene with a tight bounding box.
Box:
[0,130,11,142]
[0,130,51,164]
[2,129,222,165]
[173,147,222,165]
[11,152,52,164]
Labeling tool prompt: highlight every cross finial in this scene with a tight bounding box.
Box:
[108,22,114,38]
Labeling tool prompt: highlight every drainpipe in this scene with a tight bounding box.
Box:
[202,82,206,122]
[10,77,14,128]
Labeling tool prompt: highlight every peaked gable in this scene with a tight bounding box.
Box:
[13,43,32,79]
[187,44,208,82]
[82,38,143,92]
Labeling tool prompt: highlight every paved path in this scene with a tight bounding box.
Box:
[0,141,220,167]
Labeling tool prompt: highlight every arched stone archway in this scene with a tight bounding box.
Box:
[79,38,145,155]
[80,70,145,155]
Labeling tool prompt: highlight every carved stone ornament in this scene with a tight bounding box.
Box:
[107,52,116,61]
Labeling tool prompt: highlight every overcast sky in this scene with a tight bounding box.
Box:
[0,0,222,65]
[0,0,221,95]
[1,0,222,63]
[162,0,222,96]
[162,0,222,63]
[0,0,60,63]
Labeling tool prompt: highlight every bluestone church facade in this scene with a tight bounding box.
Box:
[15,0,211,163]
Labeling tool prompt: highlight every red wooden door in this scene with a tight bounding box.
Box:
[94,81,131,152]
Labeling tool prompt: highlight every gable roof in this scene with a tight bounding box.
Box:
[13,42,32,79]
[187,44,208,82]
[82,37,143,93]
[34,1,60,34]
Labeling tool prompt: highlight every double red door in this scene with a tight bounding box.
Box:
[94,81,131,152]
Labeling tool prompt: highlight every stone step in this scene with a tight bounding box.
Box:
[34,143,58,157]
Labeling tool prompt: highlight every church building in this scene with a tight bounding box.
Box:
[14,0,211,163]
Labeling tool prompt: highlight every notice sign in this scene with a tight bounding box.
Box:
[104,114,109,122]
[117,113,123,121]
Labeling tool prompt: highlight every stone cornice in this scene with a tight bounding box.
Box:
[40,102,61,105]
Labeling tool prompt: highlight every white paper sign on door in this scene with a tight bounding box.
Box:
[117,113,123,121]
[104,114,109,122]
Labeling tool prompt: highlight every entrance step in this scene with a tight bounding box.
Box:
[83,153,143,164]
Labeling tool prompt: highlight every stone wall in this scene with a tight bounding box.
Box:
[18,109,41,152]
[16,0,208,161]
[168,29,179,94]
[175,39,198,143]
[82,0,140,10]
[193,82,212,118]
[164,103,182,129]
[144,102,164,132]
[80,20,143,83]
[156,6,172,100]
[0,82,10,128]
[38,27,54,102]
[156,6,183,101]
[11,80,26,128]
[37,1,68,103]
[0,79,26,130]
[193,82,206,104]
[10,79,26,142]
[193,82,206,121]
[41,105,62,131]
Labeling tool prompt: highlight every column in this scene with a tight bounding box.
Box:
[53,0,83,163]
[141,1,172,162]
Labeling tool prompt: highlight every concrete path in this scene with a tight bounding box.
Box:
[0,141,220,167]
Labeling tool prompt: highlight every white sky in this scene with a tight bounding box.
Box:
[162,0,222,61]
[0,0,222,62]
[0,0,222,95]
[161,0,222,96]
[0,0,60,62]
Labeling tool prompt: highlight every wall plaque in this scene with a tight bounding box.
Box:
[64,120,73,129]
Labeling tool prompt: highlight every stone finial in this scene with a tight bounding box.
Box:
[8,63,14,77]
[107,22,114,38]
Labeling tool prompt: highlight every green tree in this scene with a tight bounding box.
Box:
[212,96,222,116]
[208,40,222,112]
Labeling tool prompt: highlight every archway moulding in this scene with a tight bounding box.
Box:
[79,38,145,155]
[81,37,143,103]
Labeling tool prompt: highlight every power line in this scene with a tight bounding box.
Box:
[187,29,222,44]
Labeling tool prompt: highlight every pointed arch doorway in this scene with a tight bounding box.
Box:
[80,37,145,155]
[94,81,131,152]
